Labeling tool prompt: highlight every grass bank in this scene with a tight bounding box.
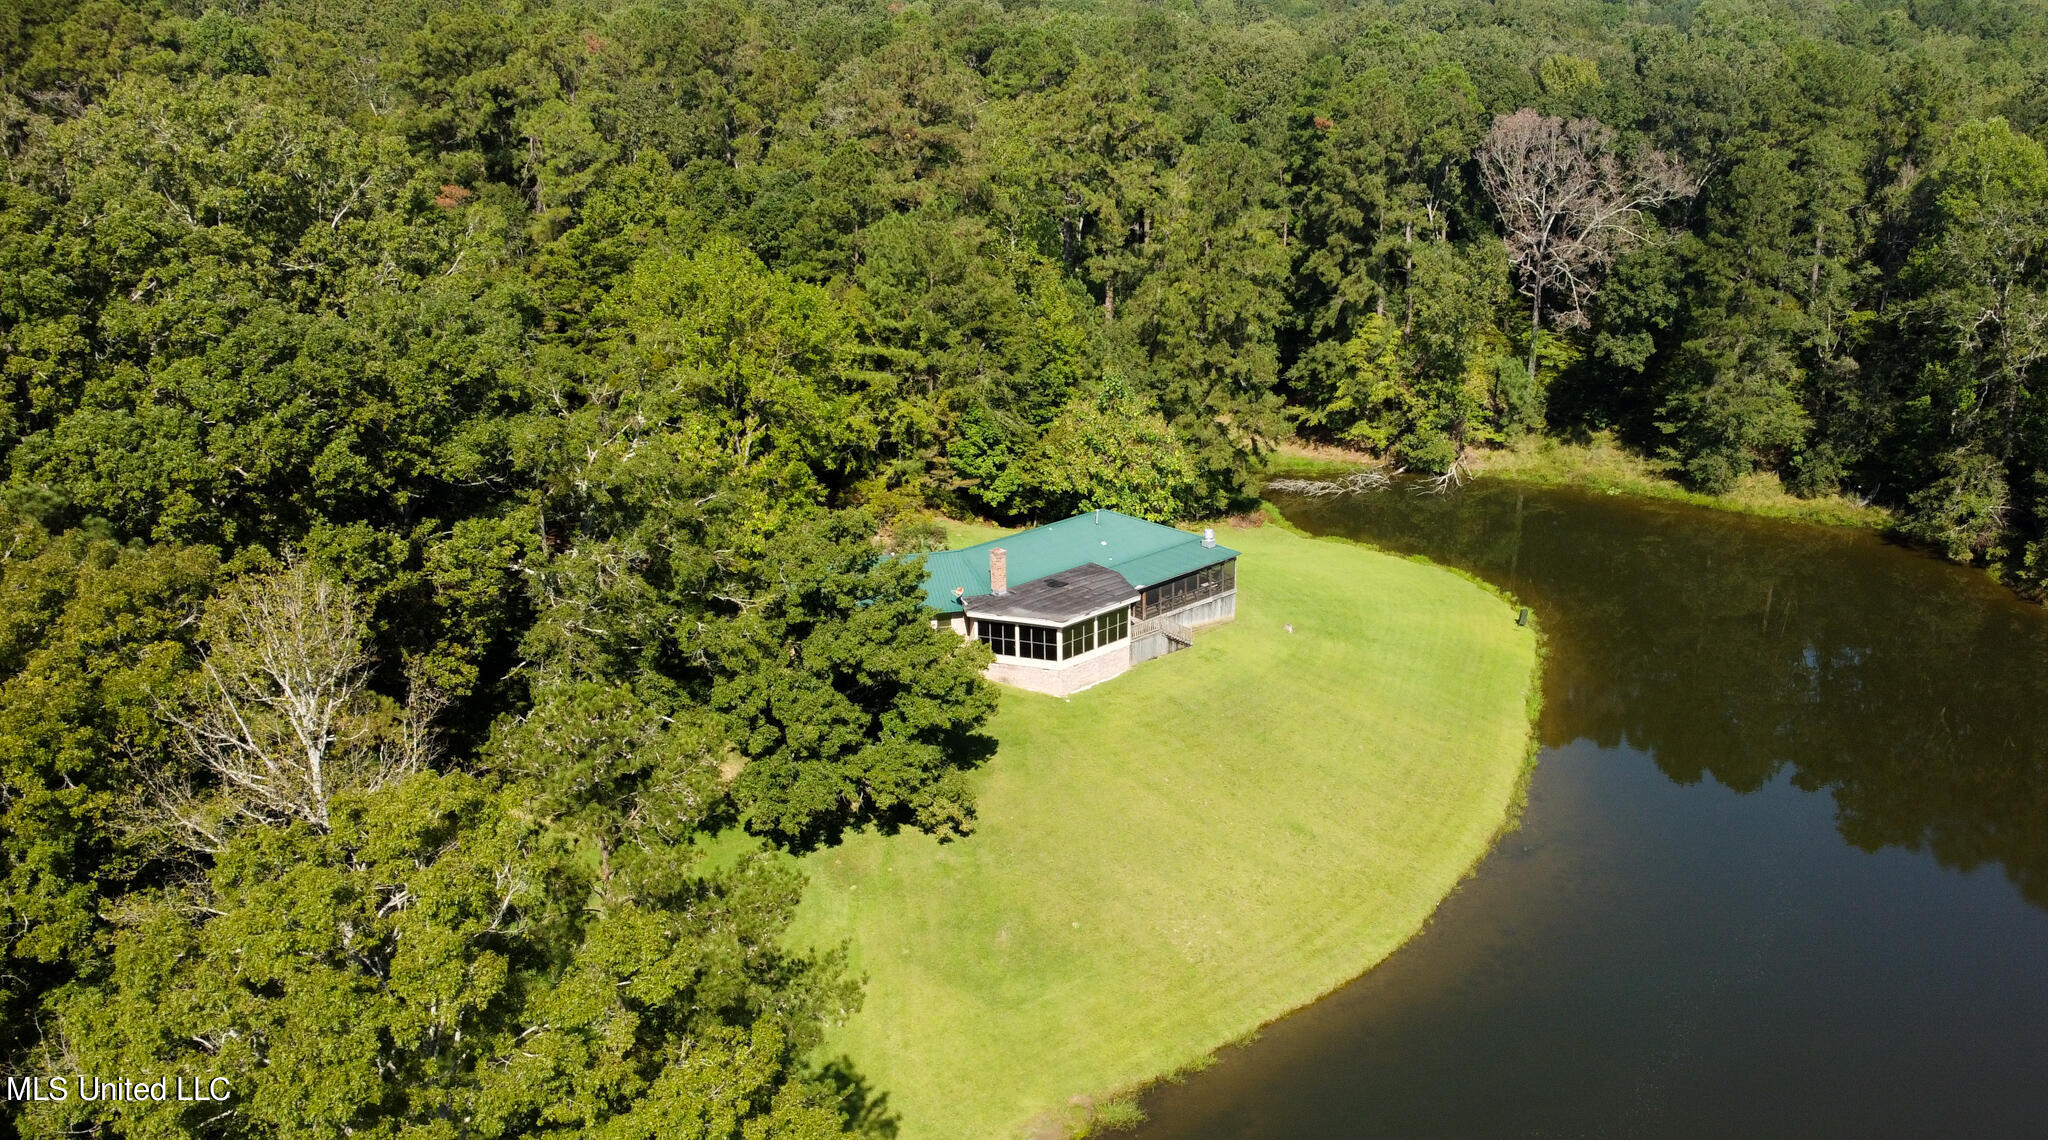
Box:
[1267,435,1892,530]
[788,519,1538,1138]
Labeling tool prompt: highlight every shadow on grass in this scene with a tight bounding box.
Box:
[820,1055,901,1138]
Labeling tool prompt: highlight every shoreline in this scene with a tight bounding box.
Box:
[791,518,1540,1139]
[1062,504,1549,1138]
[1264,435,1893,532]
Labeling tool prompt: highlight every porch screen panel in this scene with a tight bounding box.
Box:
[1138,559,1236,617]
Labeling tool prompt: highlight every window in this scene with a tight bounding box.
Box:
[1099,605,1128,644]
[978,620,1015,656]
[1138,559,1236,617]
[1061,606,1129,658]
[1062,618,1094,658]
[1018,624,1056,659]
[978,620,1056,660]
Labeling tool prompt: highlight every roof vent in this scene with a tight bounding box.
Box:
[1202,527,1216,548]
[1045,577,1068,588]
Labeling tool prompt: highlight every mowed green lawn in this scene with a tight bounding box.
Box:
[789,520,1537,1139]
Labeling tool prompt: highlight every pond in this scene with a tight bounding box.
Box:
[1130,481,2048,1138]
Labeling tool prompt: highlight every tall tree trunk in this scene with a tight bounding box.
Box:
[1527,287,1543,386]
[1810,222,1825,297]
[1374,222,1387,318]
[1403,221,1415,334]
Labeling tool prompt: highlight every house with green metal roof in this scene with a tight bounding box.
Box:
[921,510,1239,696]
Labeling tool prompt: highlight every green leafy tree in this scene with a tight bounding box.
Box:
[593,0,811,171]
[1894,118,2048,560]
[599,238,890,495]
[1129,139,1290,508]
[1019,51,1177,320]
[1479,108,1698,393]
[1322,242,1513,471]
[929,253,1098,516]
[1651,42,1885,494]
[519,97,617,235]
[711,511,995,845]
[28,772,861,1140]
[1284,61,1485,421]
[814,32,983,211]
[1655,345,1812,493]
[0,515,216,1069]
[1014,375,1201,521]
[1,72,522,546]
[1903,448,2014,563]
[487,679,725,879]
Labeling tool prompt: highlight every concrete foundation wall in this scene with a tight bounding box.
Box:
[1129,631,1171,665]
[985,645,1131,697]
[972,590,1236,695]
[1129,591,1237,666]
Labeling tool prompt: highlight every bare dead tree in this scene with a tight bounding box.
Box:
[1415,457,1469,495]
[151,564,426,850]
[1478,108,1699,386]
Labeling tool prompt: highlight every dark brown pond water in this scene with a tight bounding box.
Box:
[1131,482,2048,1139]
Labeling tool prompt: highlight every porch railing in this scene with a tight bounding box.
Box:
[1132,613,1193,649]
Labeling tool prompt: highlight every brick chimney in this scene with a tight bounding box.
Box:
[989,547,1008,596]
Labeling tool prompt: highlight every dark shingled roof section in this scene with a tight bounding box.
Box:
[917,509,1240,614]
[962,562,1136,625]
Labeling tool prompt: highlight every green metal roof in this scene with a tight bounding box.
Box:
[918,510,1239,614]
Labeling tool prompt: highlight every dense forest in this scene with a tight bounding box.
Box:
[3,0,2047,1135]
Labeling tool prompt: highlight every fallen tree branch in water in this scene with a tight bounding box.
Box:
[1266,470,1395,497]
[1414,461,1468,495]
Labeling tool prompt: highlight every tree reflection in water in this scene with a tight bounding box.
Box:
[1278,483,2048,907]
